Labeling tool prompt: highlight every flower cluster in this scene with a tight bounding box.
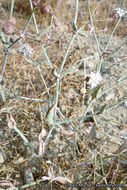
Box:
[18,43,33,57]
[2,16,16,35]
[115,8,127,18]
[125,101,127,107]
[88,71,103,88]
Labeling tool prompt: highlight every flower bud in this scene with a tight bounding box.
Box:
[40,5,50,14]
[2,22,14,35]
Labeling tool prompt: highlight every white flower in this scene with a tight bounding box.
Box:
[18,43,33,57]
[125,101,127,107]
[88,71,102,88]
[115,8,127,18]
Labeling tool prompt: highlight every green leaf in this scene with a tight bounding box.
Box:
[98,104,107,114]
[91,85,102,99]
[72,20,77,32]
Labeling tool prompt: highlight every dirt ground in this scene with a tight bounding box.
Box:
[0,0,127,190]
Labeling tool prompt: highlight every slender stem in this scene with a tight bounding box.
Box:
[0,3,8,18]
[37,65,50,97]
[44,0,79,145]
[13,125,36,153]
[76,99,94,130]
[7,7,36,51]
[59,34,76,75]
[29,0,39,34]
[99,154,110,190]
[18,96,49,102]
[0,85,9,112]
[97,0,125,72]
[1,52,8,76]
[98,76,127,98]
[40,44,53,70]
[44,78,60,145]
[56,112,98,125]
[8,36,22,50]
[7,0,15,43]
[74,0,79,27]
[88,0,101,57]
[104,19,121,53]
[1,0,15,75]
[19,179,45,189]
[10,0,15,16]
[105,97,127,112]
[54,0,63,12]
[23,8,36,35]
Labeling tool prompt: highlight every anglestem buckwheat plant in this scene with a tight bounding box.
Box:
[0,0,127,188]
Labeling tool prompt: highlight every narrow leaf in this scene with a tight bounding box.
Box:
[98,104,107,114]
[91,85,102,99]
[46,104,56,125]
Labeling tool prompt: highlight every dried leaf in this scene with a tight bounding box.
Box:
[0,180,18,190]
[58,125,74,137]
[42,176,50,181]
[37,133,45,156]
[51,176,72,184]
[7,113,16,129]
[46,104,56,125]
[70,170,74,182]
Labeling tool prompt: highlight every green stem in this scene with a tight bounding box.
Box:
[0,3,8,18]
[97,0,125,72]
[98,76,127,98]
[37,65,50,97]
[29,0,39,34]
[76,99,94,130]
[88,0,101,57]
[74,0,79,27]
[44,0,79,145]
[59,34,76,75]
[1,52,8,76]
[40,44,53,70]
